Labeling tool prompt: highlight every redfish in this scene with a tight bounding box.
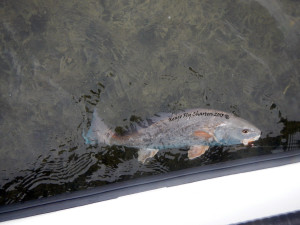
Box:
[84,108,261,163]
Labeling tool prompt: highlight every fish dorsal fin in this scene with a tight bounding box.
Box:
[147,112,174,124]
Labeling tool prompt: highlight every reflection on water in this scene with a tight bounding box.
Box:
[0,117,299,205]
[0,0,299,205]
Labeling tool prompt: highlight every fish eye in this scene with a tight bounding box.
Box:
[242,129,249,134]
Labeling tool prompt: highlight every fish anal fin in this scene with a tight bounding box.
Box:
[138,148,159,163]
[188,145,209,159]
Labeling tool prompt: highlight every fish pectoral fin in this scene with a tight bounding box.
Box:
[188,145,209,159]
[138,148,159,163]
[193,130,213,139]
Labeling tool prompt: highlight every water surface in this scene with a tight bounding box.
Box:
[0,0,299,205]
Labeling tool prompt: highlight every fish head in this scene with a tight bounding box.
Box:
[214,117,261,146]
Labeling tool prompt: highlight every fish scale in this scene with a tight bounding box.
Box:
[84,108,261,163]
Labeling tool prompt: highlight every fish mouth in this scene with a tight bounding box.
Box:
[242,135,261,146]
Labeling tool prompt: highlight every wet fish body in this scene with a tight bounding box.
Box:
[85,108,261,163]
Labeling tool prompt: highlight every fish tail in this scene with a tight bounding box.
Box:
[83,109,112,145]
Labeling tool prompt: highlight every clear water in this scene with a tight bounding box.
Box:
[0,0,299,205]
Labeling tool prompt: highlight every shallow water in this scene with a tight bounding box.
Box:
[0,0,299,205]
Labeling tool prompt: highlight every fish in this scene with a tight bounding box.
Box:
[83,108,261,163]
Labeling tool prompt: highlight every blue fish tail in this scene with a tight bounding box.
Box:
[82,130,92,145]
[83,109,111,145]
